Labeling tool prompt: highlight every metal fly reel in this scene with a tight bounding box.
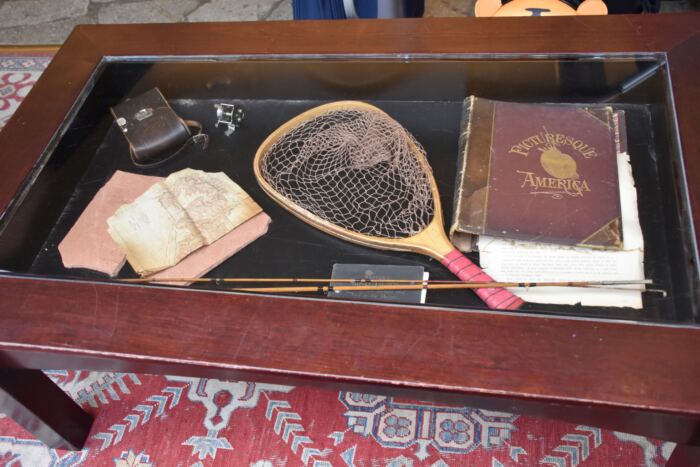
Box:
[214,103,245,136]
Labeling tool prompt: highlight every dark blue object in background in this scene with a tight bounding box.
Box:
[292,0,424,19]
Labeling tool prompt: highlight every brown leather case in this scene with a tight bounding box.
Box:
[110,88,207,167]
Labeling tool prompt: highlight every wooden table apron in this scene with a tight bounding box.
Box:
[0,15,699,445]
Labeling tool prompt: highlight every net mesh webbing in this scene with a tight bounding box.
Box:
[260,107,435,239]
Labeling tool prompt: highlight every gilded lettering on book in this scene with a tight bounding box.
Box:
[518,170,591,199]
[508,127,597,159]
[508,127,593,199]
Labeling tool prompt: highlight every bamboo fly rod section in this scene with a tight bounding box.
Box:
[226,280,654,294]
[117,277,467,284]
[117,277,652,286]
[114,277,657,295]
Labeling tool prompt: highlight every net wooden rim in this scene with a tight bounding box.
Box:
[253,101,454,260]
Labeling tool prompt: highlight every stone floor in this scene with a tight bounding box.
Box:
[0,0,474,45]
[0,0,695,45]
[0,0,478,45]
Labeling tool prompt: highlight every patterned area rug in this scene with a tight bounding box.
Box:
[0,53,675,467]
[0,52,52,129]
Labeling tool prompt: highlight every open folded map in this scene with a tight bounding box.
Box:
[107,169,262,276]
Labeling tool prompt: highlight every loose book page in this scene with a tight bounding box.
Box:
[478,151,644,308]
[164,170,262,244]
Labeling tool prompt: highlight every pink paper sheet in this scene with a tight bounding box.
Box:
[58,171,160,276]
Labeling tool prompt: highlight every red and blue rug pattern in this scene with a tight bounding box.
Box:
[0,370,675,466]
[0,53,52,130]
[0,54,673,466]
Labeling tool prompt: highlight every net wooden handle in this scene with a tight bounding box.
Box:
[441,249,524,310]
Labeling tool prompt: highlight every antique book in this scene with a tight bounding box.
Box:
[60,171,270,280]
[450,96,622,250]
[107,169,263,276]
[479,110,646,309]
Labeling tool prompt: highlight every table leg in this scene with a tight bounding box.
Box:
[666,420,700,467]
[0,369,92,450]
[667,444,700,467]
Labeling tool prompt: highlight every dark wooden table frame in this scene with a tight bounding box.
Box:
[0,15,699,462]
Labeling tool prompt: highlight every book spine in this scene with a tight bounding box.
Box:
[449,96,475,252]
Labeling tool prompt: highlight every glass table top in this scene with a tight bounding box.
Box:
[0,55,696,325]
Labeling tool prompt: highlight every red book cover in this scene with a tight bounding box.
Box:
[450,96,622,249]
